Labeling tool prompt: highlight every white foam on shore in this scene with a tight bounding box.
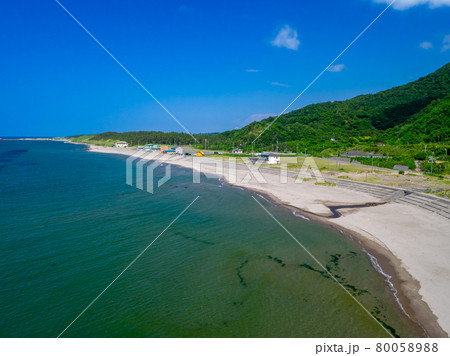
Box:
[218,178,230,188]
[363,248,410,318]
[256,193,268,201]
[291,210,310,221]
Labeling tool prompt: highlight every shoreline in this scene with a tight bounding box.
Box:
[70,142,449,337]
[235,188,436,338]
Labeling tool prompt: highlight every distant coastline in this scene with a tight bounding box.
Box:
[66,140,449,338]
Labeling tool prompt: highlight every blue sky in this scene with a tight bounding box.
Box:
[0,0,449,137]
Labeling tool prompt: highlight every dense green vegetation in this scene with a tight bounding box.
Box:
[212,62,449,152]
[69,131,206,147]
[67,62,450,175]
[353,157,417,170]
[390,94,450,144]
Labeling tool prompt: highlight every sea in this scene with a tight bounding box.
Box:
[0,139,422,337]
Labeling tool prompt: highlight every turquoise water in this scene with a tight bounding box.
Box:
[0,140,421,337]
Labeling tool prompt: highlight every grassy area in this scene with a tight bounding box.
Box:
[281,156,388,174]
[337,175,382,184]
[315,182,337,187]
[69,135,117,147]
[335,171,450,194]
[205,155,249,163]
[425,190,450,199]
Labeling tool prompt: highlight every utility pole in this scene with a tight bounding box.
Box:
[431,152,434,174]
[338,148,340,170]
[276,138,279,153]
[371,154,374,174]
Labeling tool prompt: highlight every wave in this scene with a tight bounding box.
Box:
[363,248,410,318]
[291,210,310,221]
[256,193,268,201]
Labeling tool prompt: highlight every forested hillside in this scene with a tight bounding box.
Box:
[68,63,449,158]
[213,62,449,151]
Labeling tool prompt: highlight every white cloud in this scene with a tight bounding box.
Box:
[419,41,433,50]
[374,0,450,10]
[442,34,450,51]
[271,81,290,87]
[327,64,345,72]
[270,25,300,50]
[245,69,259,72]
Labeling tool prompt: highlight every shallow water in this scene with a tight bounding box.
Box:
[0,140,421,337]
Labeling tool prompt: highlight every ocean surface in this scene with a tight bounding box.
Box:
[0,140,421,337]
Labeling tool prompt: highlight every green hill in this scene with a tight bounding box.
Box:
[214,62,450,150]
[392,94,450,144]
[68,62,450,159]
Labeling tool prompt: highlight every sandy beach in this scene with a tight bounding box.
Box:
[81,143,450,337]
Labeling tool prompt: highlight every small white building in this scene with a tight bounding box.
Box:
[114,141,128,148]
[173,146,184,155]
[261,152,280,164]
[231,148,243,154]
